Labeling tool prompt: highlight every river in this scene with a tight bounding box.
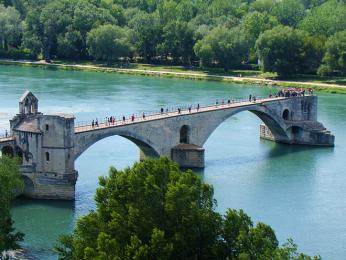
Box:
[0,65,345,259]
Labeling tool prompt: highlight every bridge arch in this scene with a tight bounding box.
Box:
[74,130,160,160]
[197,105,290,147]
[1,145,14,157]
[22,175,34,196]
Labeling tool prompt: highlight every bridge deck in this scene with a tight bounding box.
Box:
[0,135,15,144]
[74,96,292,134]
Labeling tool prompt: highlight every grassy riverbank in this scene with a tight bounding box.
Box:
[1,59,346,94]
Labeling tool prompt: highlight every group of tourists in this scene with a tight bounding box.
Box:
[276,88,313,97]
[91,119,99,128]
[215,99,237,107]
[248,95,257,102]
[106,116,116,125]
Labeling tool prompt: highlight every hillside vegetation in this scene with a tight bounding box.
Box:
[0,0,345,77]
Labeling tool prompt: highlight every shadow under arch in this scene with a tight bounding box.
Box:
[200,106,290,147]
[1,145,14,157]
[250,110,289,141]
[74,131,160,160]
[22,175,34,196]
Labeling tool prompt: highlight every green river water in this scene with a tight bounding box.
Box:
[0,65,345,259]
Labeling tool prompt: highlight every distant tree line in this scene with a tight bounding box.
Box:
[0,0,346,76]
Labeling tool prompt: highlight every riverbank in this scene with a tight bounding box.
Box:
[1,59,346,94]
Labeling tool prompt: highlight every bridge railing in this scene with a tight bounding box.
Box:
[74,95,271,131]
[74,94,311,131]
[0,132,14,141]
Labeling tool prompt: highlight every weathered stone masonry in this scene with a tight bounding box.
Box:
[0,91,334,200]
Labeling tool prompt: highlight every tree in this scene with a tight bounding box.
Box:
[208,0,247,19]
[0,4,23,51]
[298,0,346,36]
[270,0,305,27]
[55,157,318,260]
[86,24,132,64]
[0,156,24,254]
[242,11,278,61]
[318,30,346,76]
[22,0,73,61]
[250,0,276,13]
[57,0,116,58]
[128,11,162,63]
[194,26,248,71]
[255,26,308,76]
[159,20,195,64]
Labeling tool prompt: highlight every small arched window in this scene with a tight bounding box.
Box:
[282,109,290,120]
[45,152,50,162]
[45,124,49,131]
[180,125,190,144]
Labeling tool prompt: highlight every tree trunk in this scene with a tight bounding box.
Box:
[43,37,52,63]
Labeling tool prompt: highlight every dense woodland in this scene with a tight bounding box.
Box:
[0,0,345,76]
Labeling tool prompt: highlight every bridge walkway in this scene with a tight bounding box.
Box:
[0,135,15,144]
[74,96,292,134]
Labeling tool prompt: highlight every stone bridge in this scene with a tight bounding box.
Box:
[0,91,334,200]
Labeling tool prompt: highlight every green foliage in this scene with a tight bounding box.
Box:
[158,20,195,63]
[86,24,131,64]
[0,156,24,253]
[1,0,346,76]
[318,30,346,75]
[250,0,276,13]
[194,26,248,71]
[55,157,317,260]
[128,11,162,62]
[271,0,305,27]
[256,25,321,76]
[0,4,22,51]
[298,0,346,36]
[243,11,279,44]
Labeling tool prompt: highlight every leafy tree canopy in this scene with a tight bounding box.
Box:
[298,0,346,36]
[194,26,248,71]
[86,24,132,64]
[256,25,310,76]
[2,0,346,76]
[0,156,24,253]
[55,157,319,260]
[271,0,305,27]
[318,30,346,75]
[0,4,22,51]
